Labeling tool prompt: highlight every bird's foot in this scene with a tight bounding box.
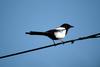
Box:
[59,39,65,45]
[70,40,75,44]
[61,41,65,44]
[53,40,58,46]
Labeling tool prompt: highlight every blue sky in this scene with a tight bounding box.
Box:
[0,0,100,67]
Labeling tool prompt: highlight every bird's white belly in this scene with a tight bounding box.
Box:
[54,30,66,39]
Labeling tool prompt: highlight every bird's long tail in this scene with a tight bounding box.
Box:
[25,31,47,36]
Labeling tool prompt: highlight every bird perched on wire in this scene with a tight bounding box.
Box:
[26,23,74,44]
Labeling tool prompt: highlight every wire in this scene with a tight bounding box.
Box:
[0,32,100,59]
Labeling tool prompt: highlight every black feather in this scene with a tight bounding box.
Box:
[25,31,47,35]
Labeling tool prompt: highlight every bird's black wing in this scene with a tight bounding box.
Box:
[45,29,60,40]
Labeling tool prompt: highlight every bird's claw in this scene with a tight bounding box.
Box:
[70,40,75,44]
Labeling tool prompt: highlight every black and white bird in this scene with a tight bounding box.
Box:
[26,23,74,44]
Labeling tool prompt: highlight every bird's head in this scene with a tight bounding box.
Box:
[60,23,74,29]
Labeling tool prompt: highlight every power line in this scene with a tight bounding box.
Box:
[0,33,100,59]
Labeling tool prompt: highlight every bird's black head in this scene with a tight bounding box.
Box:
[60,23,74,29]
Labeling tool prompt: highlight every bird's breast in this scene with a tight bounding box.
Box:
[54,30,66,39]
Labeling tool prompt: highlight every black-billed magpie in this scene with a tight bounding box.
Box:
[26,23,74,44]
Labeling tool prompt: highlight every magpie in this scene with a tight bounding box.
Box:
[25,23,74,44]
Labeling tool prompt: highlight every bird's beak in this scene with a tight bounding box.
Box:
[70,26,74,28]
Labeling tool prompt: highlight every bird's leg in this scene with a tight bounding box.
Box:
[59,39,64,44]
[53,40,56,44]
[53,40,57,46]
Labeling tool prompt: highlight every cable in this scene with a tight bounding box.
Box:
[0,32,100,59]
